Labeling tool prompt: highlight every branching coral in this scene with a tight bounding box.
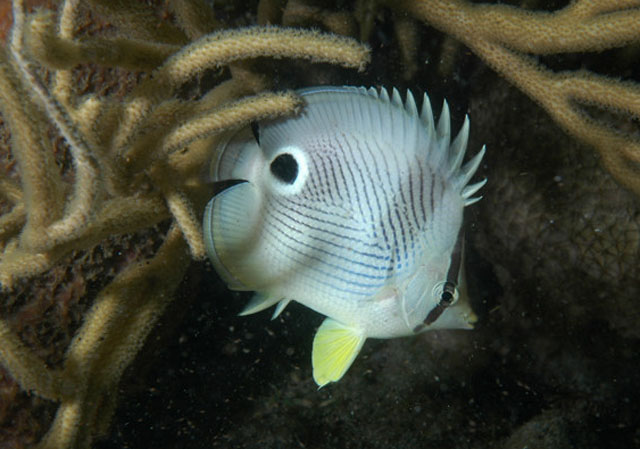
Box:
[278,0,421,80]
[290,0,640,194]
[0,0,369,447]
[6,0,636,446]
[394,0,640,196]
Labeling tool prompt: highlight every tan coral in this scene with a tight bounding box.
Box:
[0,0,370,447]
[395,0,640,196]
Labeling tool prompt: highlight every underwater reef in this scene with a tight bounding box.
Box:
[1,0,639,448]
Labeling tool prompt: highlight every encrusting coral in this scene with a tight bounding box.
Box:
[0,0,369,447]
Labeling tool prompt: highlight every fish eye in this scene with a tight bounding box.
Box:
[270,153,298,184]
[432,281,459,306]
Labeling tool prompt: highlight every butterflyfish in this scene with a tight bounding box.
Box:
[204,86,486,387]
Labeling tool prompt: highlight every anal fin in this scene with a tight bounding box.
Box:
[312,318,366,388]
[239,293,280,316]
[271,299,291,320]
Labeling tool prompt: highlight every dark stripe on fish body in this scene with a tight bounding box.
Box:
[363,137,405,264]
[418,163,427,224]
[390,149,415,249]
[430,174,435,218]
[339,138,368,223]
[306,159,322,202]
[342,135,379,241]
[317,153,339,204]
[262,225,375,297]
[408,163,420,230]
[388,152,411,263]
[275,191,354,220]
[262,222,388,291]
[350,137,391,250]
[326,155,348,205]
[267,212,393,278]
[271,197,386,253]
[274,197,365,234]
[265,203,392,265]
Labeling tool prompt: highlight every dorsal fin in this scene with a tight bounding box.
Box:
[258,86,433,167]
[218,85,486,204]
[457,145,486,198]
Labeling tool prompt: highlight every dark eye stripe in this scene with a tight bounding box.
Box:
[414,226,465,332]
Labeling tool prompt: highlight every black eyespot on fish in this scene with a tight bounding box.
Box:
[270,153,298,184]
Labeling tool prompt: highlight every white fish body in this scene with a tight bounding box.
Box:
[204,86,486,387]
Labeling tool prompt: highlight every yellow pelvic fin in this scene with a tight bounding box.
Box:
[312,318,366,388]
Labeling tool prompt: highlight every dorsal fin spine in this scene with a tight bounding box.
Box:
[391,87,403,107]
[405,90,418,116]
[447,115,470,177]
[458,145,486,190]
[420,92,436,140]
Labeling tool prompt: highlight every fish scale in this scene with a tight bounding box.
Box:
[204,85,486,386]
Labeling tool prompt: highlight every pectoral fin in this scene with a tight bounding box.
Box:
[312,318,366,388]
[203,181,261,290]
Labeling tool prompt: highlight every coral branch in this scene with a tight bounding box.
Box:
[0,179,26,244]
[27,11,180,71]
[406,0,640,54]
[0,320,63,401]
[0,52,63,233]
[0,1,370,447]
[168,0,218,39]
[398,0,640,195]
[11,0,102,251]
[161,91,302,156]
[156,26,370,88]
